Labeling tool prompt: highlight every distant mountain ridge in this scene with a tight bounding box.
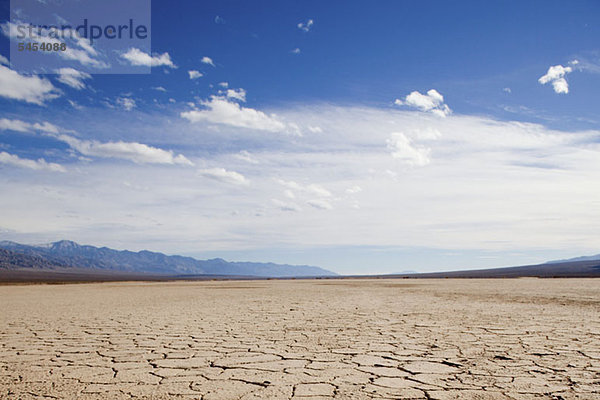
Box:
[0,248,70,270]
[0,240,336,278]
[546,254,600,264]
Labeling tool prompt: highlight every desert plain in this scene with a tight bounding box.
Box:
[1,278,599,399]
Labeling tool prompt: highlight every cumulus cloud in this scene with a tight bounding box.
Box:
[180,96,288,132]
[297,19,314,32]
[56,134,193,166]
[386,132,431,166]
[394,89,451,117]
[116,97,136,111]
[291,48,301,54]
[188,70,203,79]
[55,68,91,90]
[201,56,215,67]
[538,64,572,94]
[0,65,60,104]
[121,48,175,68]
[0,151,65,172]
[226,88,246,102]
[198,167,249,186]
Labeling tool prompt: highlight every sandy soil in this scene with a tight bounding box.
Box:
[1,278,599,399]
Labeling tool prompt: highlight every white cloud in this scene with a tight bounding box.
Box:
[198,167,249,186]
[3,103,600,269]
[55,68,91,90]
[563,58,600,75]
[346,185,362,194]
[272,199,301,212]
[394,89,451,117]
[235,150,259,164]
[297,19,314,32]
[0,118,33,133]
[538,64,572,94]
[180,96,288,132]
[503,87,512,93]
[0,65,60,104]
[0,118,194,165]
[56,134,193,165]
[121,48,176,68]
[68,100,83,110]
[34,122,60,134]
[117,97,136,111]
[386,132,431,167]
[218,82,229,88]
[226,88,246,102]
[276,179,332,198]
[188,70,203,79]
[0,54,8,65]
[152,86,167,92]
[0,118,60,134]
[276,179,303,191]
[201,56,215,67]
[306,184,332,197]
[307,199,333,210]
[0,151,65,172]
[291,48,301,54]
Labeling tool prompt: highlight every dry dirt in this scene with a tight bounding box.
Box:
[1,278,599,399]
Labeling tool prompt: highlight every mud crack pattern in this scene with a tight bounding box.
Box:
[1,279,599,399]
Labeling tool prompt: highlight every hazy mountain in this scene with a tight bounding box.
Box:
[383,259,600,278]
[0,240,336,277]
[546,254,600,264]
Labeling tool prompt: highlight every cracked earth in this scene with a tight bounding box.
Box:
[1,278,599,399]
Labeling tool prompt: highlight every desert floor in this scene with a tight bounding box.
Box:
[1,278,599,399]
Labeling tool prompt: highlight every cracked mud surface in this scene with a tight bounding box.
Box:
[1,278,599,399]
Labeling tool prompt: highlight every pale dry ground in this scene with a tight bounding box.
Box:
[1,279,599,400]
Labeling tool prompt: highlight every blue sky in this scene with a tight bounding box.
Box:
[1,0,600,274]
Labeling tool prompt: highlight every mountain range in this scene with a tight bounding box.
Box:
[0,240,336,278]
[546,254,600,264]
[1,240,599,282]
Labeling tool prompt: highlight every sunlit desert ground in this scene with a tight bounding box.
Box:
[1,278,599,399]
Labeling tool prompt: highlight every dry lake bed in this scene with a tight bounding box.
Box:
[1,279,599,399]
